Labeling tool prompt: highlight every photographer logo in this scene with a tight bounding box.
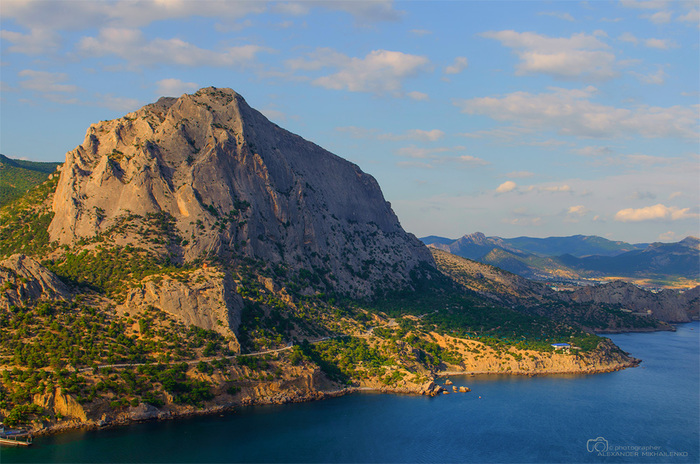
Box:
[587,437,609,453]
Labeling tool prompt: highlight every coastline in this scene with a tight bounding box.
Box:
[26,354,638,439]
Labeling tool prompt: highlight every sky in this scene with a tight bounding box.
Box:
[1,0,699,244]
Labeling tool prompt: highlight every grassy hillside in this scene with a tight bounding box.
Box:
[0,154,61,207]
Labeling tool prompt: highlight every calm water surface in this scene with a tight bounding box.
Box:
[3,322,698,463]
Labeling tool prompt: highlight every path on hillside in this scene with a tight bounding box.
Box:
[77,336,334,373]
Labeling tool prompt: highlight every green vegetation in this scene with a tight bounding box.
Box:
[0,175,58,257]
[0,155,61,207]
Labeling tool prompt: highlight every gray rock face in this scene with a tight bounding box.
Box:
[122,267,242,351]
[0,254,71,309]
[564,281,694,323]
[49,87,433,297]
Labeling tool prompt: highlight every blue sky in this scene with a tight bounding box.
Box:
[1,0,698,243]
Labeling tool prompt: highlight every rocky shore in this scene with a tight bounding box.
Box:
[26,340,637,439]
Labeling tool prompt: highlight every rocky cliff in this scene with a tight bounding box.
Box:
[0,254,71,309]
[48,87,433,298]
[563,281,695,323]
[431,249,695,328]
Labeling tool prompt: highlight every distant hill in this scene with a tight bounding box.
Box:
[0,154,61,206]
[422,232,699,287]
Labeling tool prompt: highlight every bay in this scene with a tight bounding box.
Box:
[3,322,698,463]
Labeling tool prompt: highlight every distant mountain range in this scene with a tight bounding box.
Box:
[0,154,61,206]
[422,232,699,287]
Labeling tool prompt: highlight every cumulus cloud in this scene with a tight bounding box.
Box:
[97,94,141,112]
[394,145,486,168]
[678,8,700,23]
[0,28,60,55]
[480,30,617,81]
[455,86,698,139]
[538,11,575,21]
[18,70,77,93]
[620,0,670,10]
[156,78,198,96]
[632,66,667,85]
[395,145,463,159]
[407,91,429,101]
[540,184,572,193]
[2,0,267,31]
[574,145,614,156]
[645,10,672,24]
[618,32,639,44]
[337,127,444,142]
[506,171,535,178]
[614,204,698,222]
[290,48,431,96]
[79,28,269,68]
[567,205,589,216]
[644,38,677,49]
[496,181,517,193]
[444,57,468,75]
[457,155,489,165]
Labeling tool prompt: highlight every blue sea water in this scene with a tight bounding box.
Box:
[3,322,698,463]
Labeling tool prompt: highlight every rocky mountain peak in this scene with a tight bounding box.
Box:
[48,87,433,297]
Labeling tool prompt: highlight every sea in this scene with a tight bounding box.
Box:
[3,321,698,463]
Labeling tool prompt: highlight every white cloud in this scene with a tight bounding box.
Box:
[620,0,670,10]
[18,70,77,93]
[540,184,572,193]
[1,0,267,32]
[614,204,698,222]
[79,28,269,67]
[658,231,676,241]
[644,38,677,49]
[632,66,667,85]
[455,86,699,139]
[444,57,468,75]
[156,78,198,96]
[457,155,489,165]
[407,91,429,101]
[618,32,639,44]
[395,145,463,159]
[678,8,700,23]
[646,10,672,24]
[506,171,535,178]
[496,181,517,193]
[393,145,486,168]
[337,127,444,142]
[480,30,617,81]
[0,28,59,55]
[567,205,589,216]
[316,0,404,22]
[574,145,614,156]
[97,94,141,112]
[538,11,575,21]
[292,48,431,96]
[668,191,682,200]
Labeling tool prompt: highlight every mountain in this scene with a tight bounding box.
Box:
[0,154,61,206]
[0,88,645,433]
[431,249,693,329]
[559,237,700,280]
[49,87,432,299]
[422,232,699,287]
[422,232,643,258]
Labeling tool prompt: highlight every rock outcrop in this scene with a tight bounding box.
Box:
[48,87,433,298]
[564,281,695,323]
[0,254,71,309]
[122,267,242,350]
[33,387,88,422]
